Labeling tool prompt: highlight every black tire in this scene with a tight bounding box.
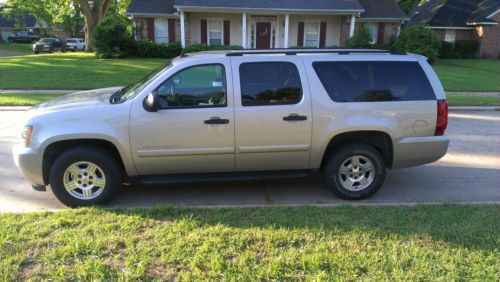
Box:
[49,48,54,53]
[34,51,39,54]
[74,47,77,52]
[49,146,122,207]
[323,143,386,200]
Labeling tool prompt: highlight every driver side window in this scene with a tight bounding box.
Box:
[156,64,227,109]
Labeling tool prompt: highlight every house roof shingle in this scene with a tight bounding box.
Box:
[174,0,364,12]
[358,0,408,19]
[127,0,176,15]
[409,0,500,27]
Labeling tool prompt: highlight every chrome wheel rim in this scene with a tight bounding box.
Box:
[63,161,106,200]
[337,156,375,191]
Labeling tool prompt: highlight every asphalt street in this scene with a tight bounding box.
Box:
[0,110,499,212]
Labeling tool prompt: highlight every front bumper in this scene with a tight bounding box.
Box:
[12,144,45,185]
[392,135,450,169]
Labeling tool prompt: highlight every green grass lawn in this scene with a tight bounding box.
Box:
[0,93,63,106]
[0,53,167,90]
[0,43,33,54]
[0,205,498,280]
[433,59,500,92]
[447,93,500,106]
[0,53,498,93]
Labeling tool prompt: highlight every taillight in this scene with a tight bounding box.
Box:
[435,99,448,136]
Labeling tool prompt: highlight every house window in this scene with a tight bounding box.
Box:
[136,19,149,40]
[154,18,169,44]
[304,22,320,47]
[208,19,223,46]
[365,23,378,44]
[445,29,456,43]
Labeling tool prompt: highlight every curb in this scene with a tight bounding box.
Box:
[0,106,32,111]
[449,106,500,111]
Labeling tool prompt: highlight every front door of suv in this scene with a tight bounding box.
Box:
[231,57,313,171]
[130,61,235,175]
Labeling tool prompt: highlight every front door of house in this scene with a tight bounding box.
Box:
[256,22,271,49]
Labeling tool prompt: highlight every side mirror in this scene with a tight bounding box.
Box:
[143,91,161,112]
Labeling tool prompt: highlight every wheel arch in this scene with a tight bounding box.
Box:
[42,138,128,185]
[320,130,394,170]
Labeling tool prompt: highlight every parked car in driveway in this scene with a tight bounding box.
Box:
[65,38,85,51]
[33,38,66,54]
[13,49,449,207]
[7,31,40,43]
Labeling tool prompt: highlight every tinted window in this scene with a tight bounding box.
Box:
[156,64,226,109]
[240,62,302,106]
[313,61,435,102]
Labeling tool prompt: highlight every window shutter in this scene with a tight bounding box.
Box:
[201,20,207,44]
[377,23,385,45]
[223,20,230,45]
[168,19,176,42]
[297,22,304,47]
[147,18,155,41]
[319,22,327,48]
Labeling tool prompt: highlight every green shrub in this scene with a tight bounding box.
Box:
[134,41,182,58]
[439,41,458,58]
[94,15,134,58]
[394,25,439,63]
[454,40,479,58]
[346,28,373,48]
[183,44,243,53]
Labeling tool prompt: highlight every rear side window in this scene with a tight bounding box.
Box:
[313,61,435,102]
[240,62,302,106]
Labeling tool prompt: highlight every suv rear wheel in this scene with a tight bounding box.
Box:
[323,143,386,200]
[49,146,122,207]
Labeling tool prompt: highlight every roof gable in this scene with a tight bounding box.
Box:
[358,0,408,19]
[409,0,500,27]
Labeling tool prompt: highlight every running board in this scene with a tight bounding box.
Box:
[136,170,314,185]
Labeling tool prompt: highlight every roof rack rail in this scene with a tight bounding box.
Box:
[226,49,406,57]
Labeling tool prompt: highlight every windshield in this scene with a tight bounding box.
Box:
[66,39,75,43]
[111,63,173,103]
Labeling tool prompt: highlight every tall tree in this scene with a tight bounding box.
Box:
[78,0,113,51]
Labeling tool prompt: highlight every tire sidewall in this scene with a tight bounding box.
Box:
[324,144,386,200]
[49,147,121,207]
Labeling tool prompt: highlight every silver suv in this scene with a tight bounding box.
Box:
[13,49,449,207]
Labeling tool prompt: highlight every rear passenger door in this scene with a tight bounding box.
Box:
[231,57,312,171]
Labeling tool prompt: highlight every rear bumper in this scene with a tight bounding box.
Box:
[12,145,45,185]
[392,136,449,169]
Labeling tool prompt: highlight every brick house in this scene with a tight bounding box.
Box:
[126,0,407,49]
[409,0,500,58]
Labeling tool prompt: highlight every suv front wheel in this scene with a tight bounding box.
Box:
[323,143,386,200]
[49,146,122,207]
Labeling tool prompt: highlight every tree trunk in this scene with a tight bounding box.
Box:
[79,0,113,52]
[84,17,97,52]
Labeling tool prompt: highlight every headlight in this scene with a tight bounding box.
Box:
[21,125,33,147]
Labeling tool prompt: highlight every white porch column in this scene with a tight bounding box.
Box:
[349,14,356,38]
[242,13,247,49]
[275,15,280,48]
[284,14,290,48]
[180,11,186,48]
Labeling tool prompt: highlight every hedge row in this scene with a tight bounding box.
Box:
[439,40,479,59]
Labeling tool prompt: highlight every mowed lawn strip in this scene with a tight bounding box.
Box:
[1,53,499,92]
[433,59,500,92]
[0,43,33,54]
[0,53,167,90]
[0,205,498,281]
[446,93,500,106]
[0,93,64,106]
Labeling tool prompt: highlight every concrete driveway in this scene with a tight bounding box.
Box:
[0,110,499,212]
